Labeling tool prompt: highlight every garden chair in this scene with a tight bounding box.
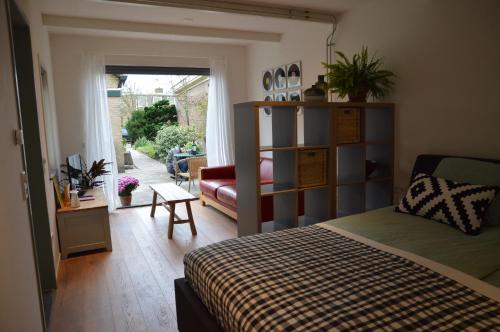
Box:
[175,156,207,193]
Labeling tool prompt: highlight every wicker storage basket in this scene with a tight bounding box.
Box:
[336,108,361,144]
[298,149,328,188]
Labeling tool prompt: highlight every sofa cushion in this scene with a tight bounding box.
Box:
[261,195,274,222]
[216,185,237,208]
[200,165,235,180]
[200,179,236,199]
[260,157,273,182]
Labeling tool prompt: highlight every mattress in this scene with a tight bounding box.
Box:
[329,207,500,284]
[184,209,500,332]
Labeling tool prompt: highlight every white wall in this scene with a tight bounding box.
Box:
[246,21,332,101]
[246,0,500,193]
[50,34,248,160]
[335,0,500,191]
[246,21,331,145]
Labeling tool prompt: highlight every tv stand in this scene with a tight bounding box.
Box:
[56,188,112,259]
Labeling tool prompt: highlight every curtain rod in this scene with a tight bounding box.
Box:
[103,0,337,24]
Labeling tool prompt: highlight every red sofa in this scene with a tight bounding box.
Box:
[199,157,275,221]
[200,157,304,222]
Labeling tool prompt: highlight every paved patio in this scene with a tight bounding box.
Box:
[117,148,200,207]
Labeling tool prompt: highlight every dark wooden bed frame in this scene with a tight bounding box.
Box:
[174,154,500,332]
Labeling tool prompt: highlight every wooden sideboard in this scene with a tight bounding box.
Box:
[56,188,112,259]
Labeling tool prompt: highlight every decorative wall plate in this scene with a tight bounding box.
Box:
[274,92,287,101]
[263,94,273,116]
[262,69,274,91]
[286,61,302,88]
[273,66,287,90]
[287,90,302,101]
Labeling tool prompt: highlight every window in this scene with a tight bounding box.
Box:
[137,95,147,108]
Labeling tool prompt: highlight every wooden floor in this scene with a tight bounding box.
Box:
[48,201,237,332]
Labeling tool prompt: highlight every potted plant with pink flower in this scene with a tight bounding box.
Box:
[118,176,139,206]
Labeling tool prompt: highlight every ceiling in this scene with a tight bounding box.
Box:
[40,0,366,43]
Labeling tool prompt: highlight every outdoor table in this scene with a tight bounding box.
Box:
[174,152,206,159]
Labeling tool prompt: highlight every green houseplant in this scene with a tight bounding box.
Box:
[324,46,395,102]
[60,158,111,190]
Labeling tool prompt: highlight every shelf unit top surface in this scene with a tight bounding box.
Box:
[260,183,330,196]
[235,101,395,109]
[259,144,330,151]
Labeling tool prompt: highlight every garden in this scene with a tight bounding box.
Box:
[125,99,203,161]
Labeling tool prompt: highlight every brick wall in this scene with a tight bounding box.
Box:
[108,96,125,172]
[175,78,209,147]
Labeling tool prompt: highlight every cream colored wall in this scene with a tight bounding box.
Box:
[50,34,247,160]
[247,0,500,193]
[335,0,500,191]
[246,22,332,100]
[246,21,332,146]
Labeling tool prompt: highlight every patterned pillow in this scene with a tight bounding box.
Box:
[395,173,499,235]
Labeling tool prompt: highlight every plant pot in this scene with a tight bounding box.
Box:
[348,88,368,102]
[120,195,132,207]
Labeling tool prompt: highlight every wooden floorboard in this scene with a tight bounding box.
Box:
[48,201,237,332]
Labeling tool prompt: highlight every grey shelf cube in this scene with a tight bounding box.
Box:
[235,101,394,236]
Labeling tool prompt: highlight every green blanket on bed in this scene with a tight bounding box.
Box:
[326,207,500,286]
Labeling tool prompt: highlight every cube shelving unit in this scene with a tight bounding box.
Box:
[234,101,394,237]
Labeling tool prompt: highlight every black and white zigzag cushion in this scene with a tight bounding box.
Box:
[395,173,499,235]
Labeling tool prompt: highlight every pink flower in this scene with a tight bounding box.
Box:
[118,176,140,196]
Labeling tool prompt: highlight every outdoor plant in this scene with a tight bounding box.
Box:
[133,136,153,149]
[118,176,139,197]
[324,46,395,101]
[137,143,157,159]
[125,99,178,142]
[154,125,200,161]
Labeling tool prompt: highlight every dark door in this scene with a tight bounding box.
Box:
[6,0,56,325]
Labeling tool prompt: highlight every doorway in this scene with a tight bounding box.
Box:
[105,66,209,207]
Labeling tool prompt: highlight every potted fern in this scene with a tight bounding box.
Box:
[324,46,395,102]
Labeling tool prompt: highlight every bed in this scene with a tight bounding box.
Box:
[174,155,500,331]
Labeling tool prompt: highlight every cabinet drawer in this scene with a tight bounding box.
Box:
[336,108,361,144]
[298,149,328,188]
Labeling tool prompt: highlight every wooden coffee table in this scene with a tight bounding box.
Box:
[150,183,198,239]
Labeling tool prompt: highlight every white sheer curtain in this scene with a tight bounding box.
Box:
[206,56,235,166]
[40,67,61,175]
[82,53,119,211]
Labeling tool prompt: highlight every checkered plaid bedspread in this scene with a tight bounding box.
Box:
[184,226,500,331]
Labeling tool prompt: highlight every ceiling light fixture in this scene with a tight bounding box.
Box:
[103,0,337,23]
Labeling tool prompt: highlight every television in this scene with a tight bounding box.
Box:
[66,154,83,190]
